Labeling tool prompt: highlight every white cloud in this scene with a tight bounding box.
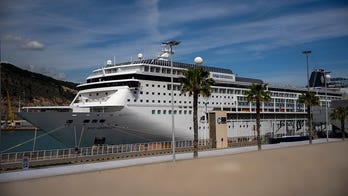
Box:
[21,40,45,50]
[3,34,45,51]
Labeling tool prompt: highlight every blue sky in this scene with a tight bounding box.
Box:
[1,0,347,86]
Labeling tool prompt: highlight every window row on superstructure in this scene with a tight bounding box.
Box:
[151,109,192,115]
[126,81,311,113]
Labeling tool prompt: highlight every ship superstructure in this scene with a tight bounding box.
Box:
[18,50,343,147]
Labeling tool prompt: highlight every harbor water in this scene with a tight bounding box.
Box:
[1,129,67,153]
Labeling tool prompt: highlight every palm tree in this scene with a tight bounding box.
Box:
[298,92,319,144]
[245,83,271,151]
[330,106,348,140]
[181,67,214,158]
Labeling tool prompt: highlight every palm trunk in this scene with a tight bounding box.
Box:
[341,118,345,141]
[308,105,312,144]
[256,100,261,151]
[193,92,199,158]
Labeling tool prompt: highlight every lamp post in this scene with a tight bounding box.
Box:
[302,50,311,139]
[194,57,204,145]
[162,40,180,162]
[0,39,2,164]
[321,71,331,142]
[302,50,311,91]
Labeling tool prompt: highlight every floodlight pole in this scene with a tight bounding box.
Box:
[162,40,180,162]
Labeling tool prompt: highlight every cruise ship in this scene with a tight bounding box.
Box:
[18,49,343,147]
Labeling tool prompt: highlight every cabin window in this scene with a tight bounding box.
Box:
[99,119,106,123]
[157,110,161,114]
[83,119,90,123]
[66,120,73,124]
[92,119,98,123]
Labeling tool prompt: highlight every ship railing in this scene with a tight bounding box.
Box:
[0,139,212,164]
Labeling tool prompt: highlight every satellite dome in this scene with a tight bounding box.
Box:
[106,60,112,65]
[194,57,203,65]
[325,74,331,80]
[138,53,143,60]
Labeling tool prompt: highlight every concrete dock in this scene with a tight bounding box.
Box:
[1,139,347,196]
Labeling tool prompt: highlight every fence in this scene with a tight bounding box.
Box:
[1,139,211,164]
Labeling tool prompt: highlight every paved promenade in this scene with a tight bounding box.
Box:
[1,139,347,196]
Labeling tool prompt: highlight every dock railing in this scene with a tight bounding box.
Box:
[1,139,212,164]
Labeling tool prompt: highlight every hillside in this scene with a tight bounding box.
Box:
[1,63,78,119]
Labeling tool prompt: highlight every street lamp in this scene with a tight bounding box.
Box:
[194,57,204,143]
[302,50,311,140]
[321,71,331,142]
[162,40,180,162]
[302,50,311,91]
